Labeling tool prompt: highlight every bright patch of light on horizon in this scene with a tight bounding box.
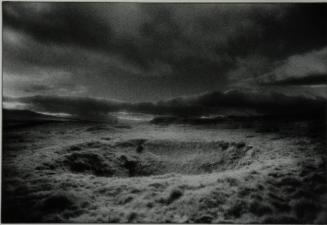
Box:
[3,101,28,110]
[200,114,226,119]
[38,111,72,118]
[111,111,154,122]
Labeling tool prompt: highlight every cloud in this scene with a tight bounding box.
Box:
[263,74,327,86]
[260,46,327,85]
[158,89,326,116]
[227,55,272,87]
[228,45,327,91]
[3,3,327,101]
[5,89,326,121]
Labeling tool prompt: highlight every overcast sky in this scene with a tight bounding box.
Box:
[3,3,327,103]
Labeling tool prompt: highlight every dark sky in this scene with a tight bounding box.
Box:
[3,2,327,103]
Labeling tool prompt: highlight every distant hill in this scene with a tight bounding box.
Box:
[2,109,77,129]
[2,109,118,129]
[150,113,327,126]
[3,109,72,122]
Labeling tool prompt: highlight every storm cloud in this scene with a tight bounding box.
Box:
[3,3,327,102]
[5,88,326,121]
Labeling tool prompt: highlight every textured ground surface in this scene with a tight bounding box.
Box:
[2,120,327,223]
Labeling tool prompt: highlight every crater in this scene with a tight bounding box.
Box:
[40,140,258,177]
